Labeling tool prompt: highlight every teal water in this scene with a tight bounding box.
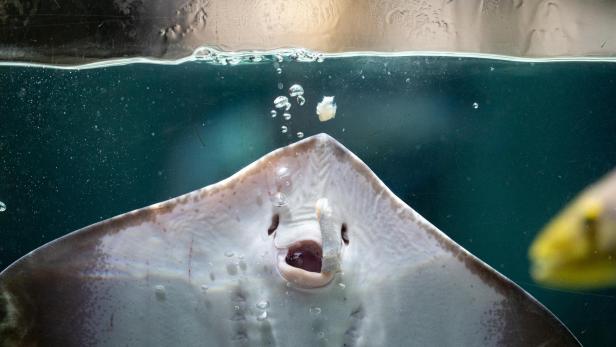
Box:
[1,55,616,345]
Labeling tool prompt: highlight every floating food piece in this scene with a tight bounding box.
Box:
[316,96,337,122]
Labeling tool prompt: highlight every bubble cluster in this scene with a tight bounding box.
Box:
[192,48,325,66]
[269,82,311,138]
[270,164,292,207]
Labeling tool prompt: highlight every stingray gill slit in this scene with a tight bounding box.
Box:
[341,223,349,245]
[267,213,279,235]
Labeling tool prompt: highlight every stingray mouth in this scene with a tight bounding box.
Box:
[285,240,322,273]
[277,240,334,288]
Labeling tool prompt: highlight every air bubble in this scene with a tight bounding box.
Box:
[272,165,291,191]
[283,112,291,121]
[270,164,292,207]
[270,110,277,118]
[472,102,479,109]
[227,262,238,275]
[297,132,304,139]
[276,165,290,179]
[297,95,306,106]
[338,283,346,289]
[257,310,268,321]
[272,192,288,207]
[288,84,304,97]
[154,285,166,301]
[309,306,322,315]
[277,82,283,90]
[200,285,209,292]
[0,201,5,212]
[225,251,234,257]
[316,331,325,340]
[274,96,291,111]
[276,68,282,74]
[256,300,270,310]
[281,125,288,134]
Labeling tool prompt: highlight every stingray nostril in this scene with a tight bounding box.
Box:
[268,214,279,236]
[341,223,349,245]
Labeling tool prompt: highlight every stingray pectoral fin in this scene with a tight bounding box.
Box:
[0,217,124,346]
[0,167,273,346]
[359,251,579,346]
[0,209,222,347]
[316,133,580,346]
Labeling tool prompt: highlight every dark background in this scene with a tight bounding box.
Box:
[1,56,615,345]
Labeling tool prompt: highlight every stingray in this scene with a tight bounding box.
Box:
[0,134,578,346]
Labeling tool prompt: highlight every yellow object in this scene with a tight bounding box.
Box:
[529,169,616,289]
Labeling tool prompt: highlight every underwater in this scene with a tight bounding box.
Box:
[2,0,616,346]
